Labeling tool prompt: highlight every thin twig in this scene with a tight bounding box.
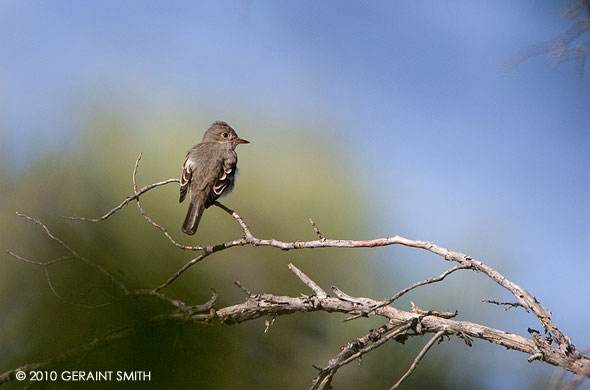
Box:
[131,152,203,251]
[135,289,217,314]
[154,251,212,292]
[6,251,75,266]
[64,179,180,222]
[340,323,414,367]
[17,212,78,255]
[482,299,526,311]
[311,322,414,390]
[8,250,118,308]
[372,264,472,312]
[233,280,253,297]
[410,301,457,319]
[390,330,446,390]
[289,263,327,299]
[10,213,129,296]
[309,218,325,241]
[153,236,247,292]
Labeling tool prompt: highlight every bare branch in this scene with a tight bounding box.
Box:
[210,271,589,377]
[482,299,526,311]
[64,178,180,222]
[135,288,217,315]
[211,200,561,345]
[6,251,75,266]
[17,153,588,386]
[233,280,254,297]
[3,260,590,386]
[309,218,325,241]
[131,152,203,251]
[391,330,446,390]
[374,263,472,311]
[62,156,558,346]
[410,301,457,319]
[10,213,129,297]
[17,212,78,255]
[311,321,414,390]
[288,263,328,299]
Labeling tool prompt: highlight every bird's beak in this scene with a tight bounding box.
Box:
[235,138,250,144]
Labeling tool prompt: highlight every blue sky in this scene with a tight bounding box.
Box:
[1,1,589,387]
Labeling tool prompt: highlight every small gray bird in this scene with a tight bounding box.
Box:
[179,121,249,235]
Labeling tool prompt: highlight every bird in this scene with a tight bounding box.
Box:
[179,121,249,235]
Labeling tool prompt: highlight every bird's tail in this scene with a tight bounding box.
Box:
[182,199,204,235]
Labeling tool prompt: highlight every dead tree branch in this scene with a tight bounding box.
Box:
[482,299,526,311]
[9,213,129,298]
[310,321,415,390]
[4,259,588,386]
[4,152,590,388]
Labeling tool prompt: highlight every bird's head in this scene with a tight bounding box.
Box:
[202,121,249,147]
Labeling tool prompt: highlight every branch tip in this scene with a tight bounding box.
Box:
[288,263,327,299]
[309,218,325,241]
[234,280,253,297]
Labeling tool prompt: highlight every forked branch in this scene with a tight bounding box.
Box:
[4,152,589,388]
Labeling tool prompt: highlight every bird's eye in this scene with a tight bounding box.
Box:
[222,133,228,138]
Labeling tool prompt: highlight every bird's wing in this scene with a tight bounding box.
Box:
[207,152,237,206]
[179,155,194,203]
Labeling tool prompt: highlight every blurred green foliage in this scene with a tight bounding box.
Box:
[1,112,501,389]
